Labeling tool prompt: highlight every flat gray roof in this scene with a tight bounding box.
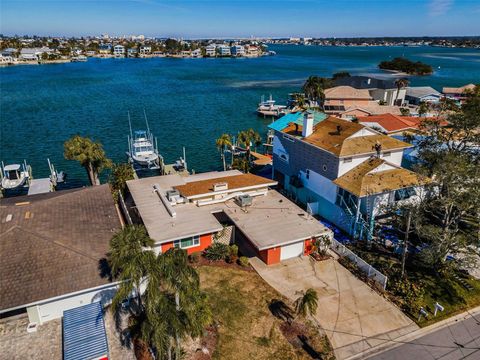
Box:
[127,173,331,250]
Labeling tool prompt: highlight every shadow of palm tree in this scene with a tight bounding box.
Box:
[268,299,294,323]
[98,257,112,281]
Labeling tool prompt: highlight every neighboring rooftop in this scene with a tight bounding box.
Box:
[324,86,373,100]
[342,104,403,116]
[358,113,422,133]
[442,83,476,94]
[268,111,328,132]
[0,185,121,311]
[174,173,276,198]
[333,157,430,197]
[405,86,441,98]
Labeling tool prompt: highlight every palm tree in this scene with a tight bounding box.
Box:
[64,135,112,185]
[215,133,232,171]
[109,162,135,200]
[109,225,155,314]
[394,78,409,106]
[302,76,331,109]
[237,128,262,170]
[294,288,318,319]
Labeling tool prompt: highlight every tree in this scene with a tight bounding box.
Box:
[64,135,112,185]
[302,76,332,109]
[418,101,430,117]
[394,78,409,106]
[332,71,350,80]
[109,225,155,314]
[215,133,232,171]
[405,85,480,271]
[237,128,262,170]
[109,162,135,200]
[294,288,318,319]
[400,107,411,116]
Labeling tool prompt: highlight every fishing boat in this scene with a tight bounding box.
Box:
[256,94,289,118]
[1,161,30,190]
[127,111,162,170]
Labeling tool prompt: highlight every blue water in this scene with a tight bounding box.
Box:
[1,45,479,183]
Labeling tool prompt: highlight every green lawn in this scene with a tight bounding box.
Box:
[198,265,334,360]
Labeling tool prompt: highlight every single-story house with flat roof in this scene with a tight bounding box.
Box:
[126,170,332,265]
[405,86,441,105]
[0,185,122,324]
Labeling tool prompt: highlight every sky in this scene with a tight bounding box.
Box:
[1,0,479,38]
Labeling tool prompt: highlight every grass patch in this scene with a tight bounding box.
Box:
[198,265,334,359]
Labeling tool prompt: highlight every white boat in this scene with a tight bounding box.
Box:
[1,162,30,190]
[256,94,288,117]
[127,111,162,169]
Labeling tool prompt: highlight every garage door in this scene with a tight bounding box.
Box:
[280,241,304,261]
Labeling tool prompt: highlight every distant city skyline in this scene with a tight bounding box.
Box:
[1,0,479,38]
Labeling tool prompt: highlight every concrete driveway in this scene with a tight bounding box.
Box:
[251,256,418,359]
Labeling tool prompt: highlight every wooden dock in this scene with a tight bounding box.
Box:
[251,151,272,166]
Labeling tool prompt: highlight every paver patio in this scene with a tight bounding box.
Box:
[251,256,418,360]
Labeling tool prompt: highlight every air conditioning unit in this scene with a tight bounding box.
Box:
[237,194,253,207]
[213,182,228,191]
[166,189,180,202]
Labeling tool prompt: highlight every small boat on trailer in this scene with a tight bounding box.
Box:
[127,111,163,170]
[1,161,30,190]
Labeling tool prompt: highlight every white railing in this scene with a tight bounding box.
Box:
[330,238,388,290]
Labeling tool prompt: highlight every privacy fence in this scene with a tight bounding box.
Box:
[330,238,388,290]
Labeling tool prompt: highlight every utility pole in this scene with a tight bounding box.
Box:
[401,209,412,278]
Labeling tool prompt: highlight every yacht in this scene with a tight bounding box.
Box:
[1,162,30,190]
[127,111,162,169]
[256,94,288,118]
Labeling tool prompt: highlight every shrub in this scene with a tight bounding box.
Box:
[389,278,425,315]
[188,252,201,263]
[204,243,230,261]
[238,256,250,267]
[226,254,238,264]
[229,244,239,257]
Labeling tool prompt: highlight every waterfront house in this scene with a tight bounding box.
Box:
[86,50,96,57]
[442,83,476,104]
[339,104,403,119]
[245,45,260,57]
[334,76,406,106]
[231,44,245,57]
[0,54,16,64]
[127,47,138,57]
[98,43,112,55]
[205,44,216,57]
[126,170,331,265]
[218,44,231,56]
[323,86,377,115]
[113,44,125,56]
[0,185,122,324]
[181,50,192,57]
[19,47,52,61]
[139,46,152,56]
[1,48,17,57]
[191,48,202,58]
[405,86,441,105]
[270,113,429,240]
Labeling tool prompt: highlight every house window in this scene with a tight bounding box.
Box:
[306,169,310,179]
[323,164,327,172]
[343,157,352,163]
[395,188,416,201]
[383,152,391,157]
[174,235,200,249]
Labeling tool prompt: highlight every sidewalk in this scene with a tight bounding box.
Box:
[346,305,480,359]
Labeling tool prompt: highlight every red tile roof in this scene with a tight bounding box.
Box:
[358,113,423,133]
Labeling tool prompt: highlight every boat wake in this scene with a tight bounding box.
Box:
[228,78,305,88]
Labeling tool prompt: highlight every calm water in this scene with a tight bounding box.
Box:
[1,45,479,183]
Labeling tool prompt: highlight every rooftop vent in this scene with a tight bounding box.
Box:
[236,194,253,207]
[213,182,228,192]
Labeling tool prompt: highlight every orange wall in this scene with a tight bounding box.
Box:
[161,233,213,255]
[259,247,281,265]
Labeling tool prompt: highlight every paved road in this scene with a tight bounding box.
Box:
[369,314,480,360]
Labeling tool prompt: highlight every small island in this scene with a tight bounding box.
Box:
[378,57,433,75]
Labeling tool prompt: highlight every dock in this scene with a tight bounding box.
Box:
[27,178,53,195]
[251,151,272,166]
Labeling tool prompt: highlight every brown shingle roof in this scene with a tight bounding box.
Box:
[333,158,430,197]
[174,174,277,198]
[298,117,412,156]
[0,185,121,311]
[442,83,475,94]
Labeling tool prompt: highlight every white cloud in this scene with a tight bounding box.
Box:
[428,0,454,16]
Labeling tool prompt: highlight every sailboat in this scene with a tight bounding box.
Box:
[126,110,162,169]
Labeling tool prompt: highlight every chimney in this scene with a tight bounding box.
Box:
[302,113,314,137]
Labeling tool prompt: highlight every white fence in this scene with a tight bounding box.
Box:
[330,238,388,290]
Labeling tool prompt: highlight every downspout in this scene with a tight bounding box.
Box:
[353,196,361,239]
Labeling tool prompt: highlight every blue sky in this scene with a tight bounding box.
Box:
[1,0,479,38]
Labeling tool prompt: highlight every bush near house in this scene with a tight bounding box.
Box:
[238,256,250,267]
[204,242,230,261]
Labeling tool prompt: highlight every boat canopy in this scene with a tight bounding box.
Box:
[4,164,21,171]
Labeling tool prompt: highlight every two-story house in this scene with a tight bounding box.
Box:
[270,113,430,240]
[113,44,125,57]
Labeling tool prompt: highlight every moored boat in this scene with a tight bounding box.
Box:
[256,94,289,118]
[1,162,30,190]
